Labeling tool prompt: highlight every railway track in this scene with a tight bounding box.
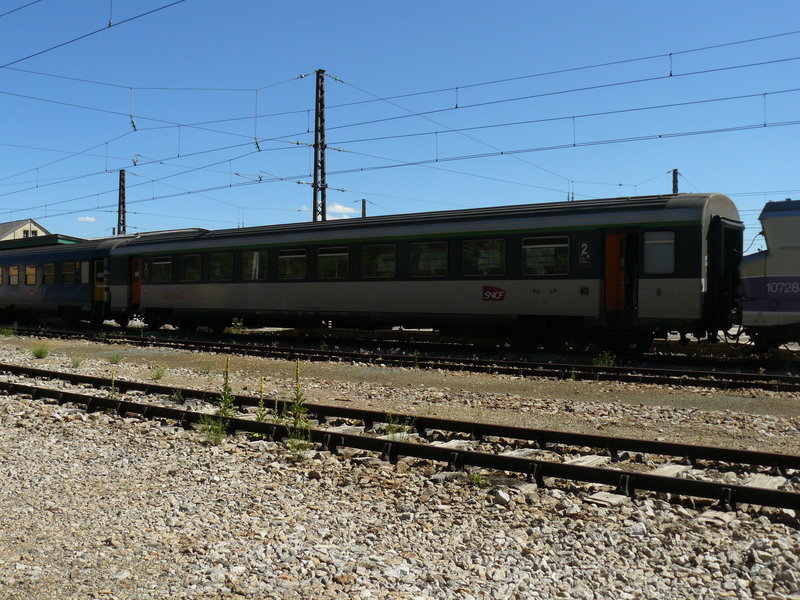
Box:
[9,324,800,393]
[2,363,798,512]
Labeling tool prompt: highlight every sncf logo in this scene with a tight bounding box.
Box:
[482,286,506,301]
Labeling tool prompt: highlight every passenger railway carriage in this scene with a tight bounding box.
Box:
[739,198,800,349]
[0,234,121,325]
[103,193,743,350]
[0,193,754,350]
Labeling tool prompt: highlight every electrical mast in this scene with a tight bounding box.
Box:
[117,169,127,235]
[672,169,679,194]
[312,69,327,221]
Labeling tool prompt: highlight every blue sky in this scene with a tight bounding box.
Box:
[1,1,799,249]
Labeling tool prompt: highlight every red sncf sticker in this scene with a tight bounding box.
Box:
[482,286,506,301]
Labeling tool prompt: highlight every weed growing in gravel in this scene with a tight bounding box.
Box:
[32,345,50,359]
[468,472,490,487]
[198,360,239,445]
[255,377,268,423]
[199,414,226,445]
[385,412,415,442]
[70,356,84,368]
[199,362,213,376]
[216,357,237,419]
[0,325,16,337]
[170,390,184,404]
[592,351,617,367]
[108,369,118,402]
[283,360,312,458]
[107,352,124,365]
[226,318,244,335]
[150,364,168,381]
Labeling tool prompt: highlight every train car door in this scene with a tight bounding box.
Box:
[131,257,142,306]
[705,216,744,333]
[604,234,626,312]
[93,259,107,303]
[603,232,639,318]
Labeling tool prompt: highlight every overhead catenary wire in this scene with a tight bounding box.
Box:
[0,87,297,144]
[7,49,798,151]
[0,132,308,192]
[4,23,798,230]
[7,81,796,204]
[329,73,577,184]
[317,119,800,179]
[678,172,702,193]
[323,56,800,134]
[5,51,795,198]
[5,28,796,110]
[6,112,800,221]
[0,1,186,69]
[0,0,44,19]
[326,88,800,147]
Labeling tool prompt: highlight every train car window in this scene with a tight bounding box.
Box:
[152,257,173,283]
[643,231,675,275]
[318,247,349,279]
[463,239,505,277]
[43,263,55,285]
[361,244,396,278]
[522,236,569,275]
[0,266,4,286]
[242,250,268,281]
[25,265,36,286]
[61,262,75,284]
[9,265,19,286]
[278,249,307,280]
[210,253,233,281]
[178,255,201,282]
[409,242,448,277]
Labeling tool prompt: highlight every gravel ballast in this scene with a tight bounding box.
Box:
[0,338,799,599]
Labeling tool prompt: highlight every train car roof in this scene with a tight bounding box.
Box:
[0,233,84,250]
[759,198,800,218]
[0,234,132,259]
[112,193,738,249]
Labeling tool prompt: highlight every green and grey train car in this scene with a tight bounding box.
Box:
[106,193,743,350]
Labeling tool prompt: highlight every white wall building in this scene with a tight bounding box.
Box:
[0,219,51,241]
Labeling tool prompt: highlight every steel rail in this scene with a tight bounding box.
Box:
[3,378,798,512]
[9,325,800,391]
[1,363,799,474]
[96,335,800,392]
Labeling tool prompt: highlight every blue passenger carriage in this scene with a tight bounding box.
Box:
[0,235,123,325]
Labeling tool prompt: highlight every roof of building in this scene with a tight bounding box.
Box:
[0,218,51,239]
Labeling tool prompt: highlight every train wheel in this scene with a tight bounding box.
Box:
[177,319,198,333]
[145,316,164,330]
[749,332,775,353]
[632,333,654,353]
[209,319,231,335]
